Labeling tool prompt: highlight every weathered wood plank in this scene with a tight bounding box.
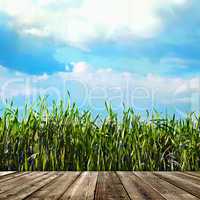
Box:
[60,172,97,200]
[169,171,200,181]
[0,172,60,200]
[135,172,199,200]
[154,172,200,199]
[117,172,150,200]
[0,172,199,199]
[0,172,38,194]
[185,172,200,179]
[0,172,16,177]
[173,172,200,184]
[94,172,130,200]
[26,172,80,200]
[117,172,166,200]
[0,172,28,183]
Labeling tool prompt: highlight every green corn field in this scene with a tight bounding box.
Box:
[0,97,200,171]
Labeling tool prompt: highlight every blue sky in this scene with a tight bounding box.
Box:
[0,0,200,117]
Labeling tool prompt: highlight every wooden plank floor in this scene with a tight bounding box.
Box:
[0,172,200,199]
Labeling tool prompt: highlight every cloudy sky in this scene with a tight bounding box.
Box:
[0,0,200,117]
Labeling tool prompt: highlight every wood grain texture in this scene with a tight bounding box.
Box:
[0,172,16,177]
[0,172,28,183]
[154,172,200,199]
[0,172,60,200]
[117,171,166,200]
[26,172,80,200]
[0,172,199,200]
[117,172,150,200]
[0,172,37,194]
[134,172,198,200]
[185,172,200,179]
[61,172,97,200]
[94,172,130,200]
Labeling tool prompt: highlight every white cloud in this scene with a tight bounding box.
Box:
[0,66,48,99]
[0,63,199,115]
[22,28,49,37]
[0,0,188,48]
[32,73,49,82]
[57,62,200,108]
[71,61,90,73]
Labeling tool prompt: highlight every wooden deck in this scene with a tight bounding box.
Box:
[0,172,200,199]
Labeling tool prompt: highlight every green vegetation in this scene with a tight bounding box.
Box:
[0,97,200,171]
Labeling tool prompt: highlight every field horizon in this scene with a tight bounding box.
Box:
[0,98,199,171]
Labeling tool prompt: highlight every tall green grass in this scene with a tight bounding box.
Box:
[0,97,200,171]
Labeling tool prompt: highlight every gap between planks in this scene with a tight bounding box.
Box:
[0,172,200,200]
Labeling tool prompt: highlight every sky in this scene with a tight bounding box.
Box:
[0,0,200,117]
